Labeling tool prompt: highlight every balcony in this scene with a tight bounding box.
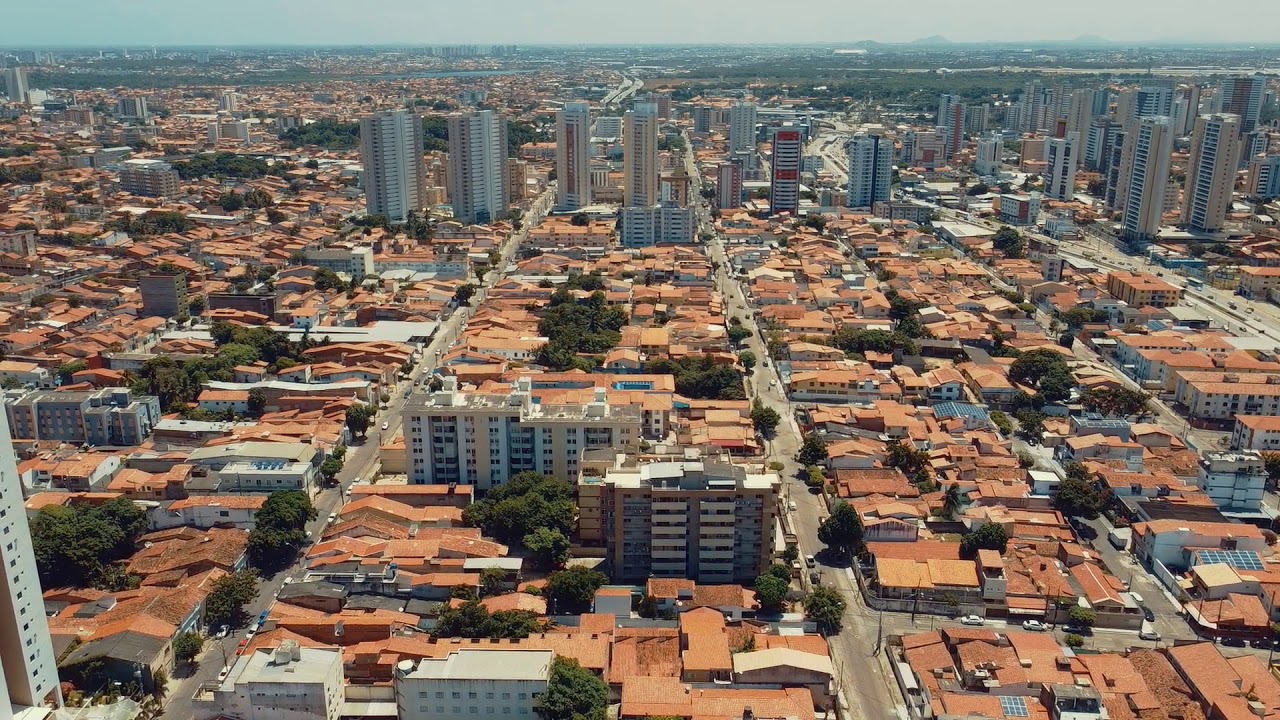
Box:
[653,501,688,512]
[653,536,687,549]
[652,523,686,535]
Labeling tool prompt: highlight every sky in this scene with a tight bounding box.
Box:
[2,0,1277,47]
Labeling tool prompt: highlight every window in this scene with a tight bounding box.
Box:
[452,693,461,699]
[436,692,445,699]
[469,692,478,700]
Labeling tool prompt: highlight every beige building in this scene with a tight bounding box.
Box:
[403,377,642,489]
[1236,266,1280,300]
[1105,271,1183,308]
[577,451,779,584]
[1182,114,1242,233]
[623,102,660,207]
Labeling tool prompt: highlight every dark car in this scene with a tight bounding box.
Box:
[1063,624,1094,636]
[1221,636,1247,647]
[1142,607,1155,622]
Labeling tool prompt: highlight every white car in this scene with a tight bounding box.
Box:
[788,501,797,512]
[804,555,817,568]
[1139,629,1161,641]
[215,625,230,639]
[217,666,231,683]
[960,615,985,626]
[381,422,389,430]
[1021,620,1048,632]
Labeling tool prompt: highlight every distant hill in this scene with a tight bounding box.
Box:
[909,35,953,45]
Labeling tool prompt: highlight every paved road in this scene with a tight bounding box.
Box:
[162,188,556,718]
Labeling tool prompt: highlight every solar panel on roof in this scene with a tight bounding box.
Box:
[1195,549,1265,571]
[1000,697,1029,718]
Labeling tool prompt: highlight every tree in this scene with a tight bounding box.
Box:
[30,497,147,589]
[990,411,1013,435]
[817,502,865,559]
[1062,307,1110,329]
[345,403,373,437]
[463,472,576,544]
[546,566,608,614]
[886,441,932,484]
[523,527,571,570]
[247,388,267,417]
[797,433,828,467]
[728,325,752,345]
[172,631,204,665]
[806,465,827,488]
[1082,386,1150,417]
[646,356,745,400]
[738,350,757,372]
[57,360,88,384]
[320,456,344,484]
[960,523,1009,559]
[942,483,964,520]
[754,573,789,614]
[313,268,345,292]
[1067,606,1097,628]
[803,586,847,633]
[204,570,259,628]
[433,600,545,640]
[1014,410,1047,445]
[570,212,590,227]
[537,656,608,720]
[751,402,781,437]
[992,226,1027,258]
[1054,473,1104,519]
[247,490,315,571]
[1065,633,1085,648]
[480,567,508,597]
[454,283,477,306]
[1264,453,1280,487]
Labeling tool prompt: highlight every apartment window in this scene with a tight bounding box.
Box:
[469,693,478,700]
[437,708,445,714]
[486,693,494,700]
[502,710,511,715]
[452,692,461,699]
[436,692,445,699]
[502,693,511,700]
[470,708,479,714]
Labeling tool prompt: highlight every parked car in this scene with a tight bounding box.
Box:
[1063,623,1093,636]
[1139,629,1162,641]
[236,639,249,655]
[1022,620,1048,632]
[328,512,337,523]
[788,501,797,512]
[1142,607,1155,622]
[381,422,389,430]
[960,615,985,626]
[217,666,231,682]
[215,625,229,639]
[809,571,821,585]
[804,555,817,568]
[1221,636,1247,647]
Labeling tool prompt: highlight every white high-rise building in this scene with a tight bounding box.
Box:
[0,419,61,712]
[620,202,695,248]
[116,96,149,120]
[3,67,28,104]
[555,102,592,211]
[974,134,1001,176]
[218,91,239,113]
[1219,74,1266,135]
[1182,113,1242,233]
[770,126,803,215]
[938,94,966,161]
[360,109,426,224]
[846,133,893,209]
[592,115,622,139]
[1120,116,1174,243]
[1247,155,1280,200]
[447,110,509,225]
[1020,81,1043,133]
[1065,91,1095,166]
[1044,133,1079,201]
[728,101,758,155]
[623,102,660,207]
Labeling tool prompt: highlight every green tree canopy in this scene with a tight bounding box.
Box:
[960,523,1009,559]
[432,600,545,640]
[523,527,571,571]
[817,501,865,559]
[463,472,576,545]
[172,631,205,665]
[247,490,315,571]
[537,657,608,720]
[797,433,829,467]
[546,566,608,614]
[754,573,789,614]
[803,586,847,632]
[646,356,745,400]
[204,570,259,628]
[30,497,147,589]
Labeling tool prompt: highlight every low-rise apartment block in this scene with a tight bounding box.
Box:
[1105,271,1184,308]
[403,377,642,488]
[193,641,344,720]
[394,649,552,720]
[1237,266,1280,300]
[1195,451,1267,513]
[577,451,779,584]
[5,387,161,445]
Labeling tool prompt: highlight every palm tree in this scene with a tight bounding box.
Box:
[942,483,964,520]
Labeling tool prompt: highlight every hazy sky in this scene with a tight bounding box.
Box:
[3,0,1276,46]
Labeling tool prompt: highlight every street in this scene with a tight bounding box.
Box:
[161,187,555,718]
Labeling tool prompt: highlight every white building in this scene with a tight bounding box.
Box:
[1120,116,1174,242]
[0,360,51,389]
[846,133,892,210]
[402,377,643,489]
[1182,114,1241,233]
[305,246,375,280]
[219,91,240,113]
[448,110,509,225]
[592,115,622,139]
[1196,451,1267,513]
[728,101,758,155]
[1231,415,1280,451]
[555,103,592,211]
[770,126,803,215]
[394,649,552,720]
[1044,133,1079,201]
[623,102,660,207]
[974,134,1002,177]
[1247,155,1280,200]
[938,94,966,161]
[0,420,62,712]
[3,67,29,104]
[360,109,426,224]
[116,96,149,120]
[620,202,695,248]
[192,641,343,720]
[119,158,181,198]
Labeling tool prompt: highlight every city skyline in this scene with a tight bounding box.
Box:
[4,0,1280,46]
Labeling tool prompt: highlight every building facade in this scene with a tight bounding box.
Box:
[1182,114,1242,233]
[846,133,893,210]
[1120,116,1173,242]
[577,454,780,584]
[555,102,592,211]
[623,102,660,208]
[139,272,188,318]
[193,642,343,720]
[5,388,162,446]
[403,378,642,489]
[360,109,426,224]
[1219,74,1266,135]
[770,127,803,215]
[394,649,552,720]
[447,110,509,225]
[619,203,695,248]
[1196,451,1266,513]
[728,102,758,156]
[1247,155,1280,200]
[717,161,743,211]
[1044,133,1079,202]
[118,158,180,197]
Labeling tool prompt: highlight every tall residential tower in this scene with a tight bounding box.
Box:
[846,133,893,210]
[447,110,509,225]
[359,109,426,224]
[1182,113,1242,233]
[623,103,660,207]
[555,103,592,211]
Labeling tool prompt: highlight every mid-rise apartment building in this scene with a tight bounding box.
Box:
[360,109,426,224]
[1105,271,1184,308]
[118,158,180,197]
[577,452,780,584]
[973,134,1001,176]
[1246,155,1280,200]
[193,641,343,720]
[1236,266,1280,300]
[619,202,695,248]
[769,127,803,215]
[403,378,642,489]
[139,272,188,318]
[728,101,758,155]
[938,94,966,161]
[1182,114,1241,233]
[305,246,376,280]
[394,649,552,720]
[1044,133,1079,201]
[717,161,743,210]
[1196,451,1266,513]
[846,133,892,210]
[0,423,61,712]
[5,388,161,446]
[447,110,508,225]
